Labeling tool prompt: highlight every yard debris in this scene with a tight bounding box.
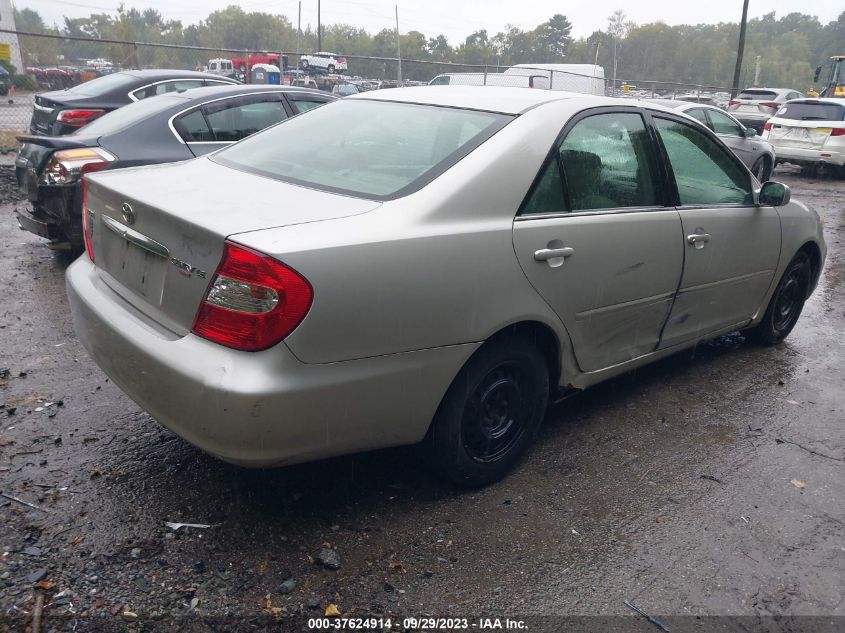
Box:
[700,474,723,484]
[624,599,669,631]
[259,594,282,618]
[1,491,49,513]
[164,521,211,531]
[277,578,296,594]
[31,592,45,633]
[0,437,13,446]
[315,547,342,570]
[388,560,407,573]
[791,479,806,489]
[325,603,341,617]
[26,568,48,583]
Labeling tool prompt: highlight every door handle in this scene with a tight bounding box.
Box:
[534,247,575,262]
[687,233,711,247]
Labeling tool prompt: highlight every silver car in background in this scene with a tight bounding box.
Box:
[727,87,804,134]
[647,98,777,181]
[66,87,826,486]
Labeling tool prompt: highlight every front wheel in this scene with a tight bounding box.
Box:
[745,252,811,345]
[327,64,335,74]
[751,155,772,182]
[300,59,309,69]
[424,335,549,487]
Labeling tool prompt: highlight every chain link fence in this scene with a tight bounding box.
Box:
[0,29,736,150]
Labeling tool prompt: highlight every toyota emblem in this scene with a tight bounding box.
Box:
[121,202,136,225]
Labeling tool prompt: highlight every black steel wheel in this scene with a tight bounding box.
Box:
[745,251,811,345]
[424,333,549,487]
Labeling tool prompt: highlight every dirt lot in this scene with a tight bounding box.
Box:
[0,160,843,632]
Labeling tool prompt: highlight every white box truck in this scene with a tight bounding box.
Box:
[429,64,605,96]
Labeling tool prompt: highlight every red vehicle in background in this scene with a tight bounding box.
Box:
[230,54,287,74]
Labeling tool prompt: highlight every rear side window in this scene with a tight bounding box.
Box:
[203,96,287,142]
[173,109,214,142]
[654,117,752,206]
[133,79,205,100]
[775,102,845,122]
[738,90,777,100]
[63,72,135,96]
[288,97,327,114]
[213,100,510,199]
[522,112,660,214]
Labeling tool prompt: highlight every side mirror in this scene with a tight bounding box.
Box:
[813,66,822,82]
[744,127,758,138]
[758,181,791,206]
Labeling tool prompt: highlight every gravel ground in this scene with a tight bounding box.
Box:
[0,159,843,632]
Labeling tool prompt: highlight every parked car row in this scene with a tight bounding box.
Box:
[14,77,827,486]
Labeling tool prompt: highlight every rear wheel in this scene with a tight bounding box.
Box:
[424,334,549,487]
[745,252,811,345]
[751,155,772,182]
[300,59,309,69]
[327,64,335,74]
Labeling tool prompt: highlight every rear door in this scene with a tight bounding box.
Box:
[652,115,781,347]
[513,109,683,373]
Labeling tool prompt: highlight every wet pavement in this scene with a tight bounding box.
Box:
[0,160,843,631]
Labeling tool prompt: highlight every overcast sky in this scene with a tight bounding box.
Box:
[20,0,844,44]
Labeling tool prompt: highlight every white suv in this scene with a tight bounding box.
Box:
[762,98,845,174]
[299,52,347,74]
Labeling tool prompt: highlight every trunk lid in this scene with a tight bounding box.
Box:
[85,157,381,335]
[768,120,838,149]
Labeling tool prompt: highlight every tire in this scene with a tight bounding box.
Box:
[327,64,335,74]
[300,59,309,69]
[423,334,550,487]
[745,252,811,345]
[751,155,772,182]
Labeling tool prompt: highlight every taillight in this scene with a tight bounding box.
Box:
[42,147,115,185]
[728,99,739,105]
[830,128,845,137]
[763,121,772,131]
[336,57,346,63]
[192,242,313,352]
[81,178,94,262]
[56,109,105,127]
[761,102,780,109]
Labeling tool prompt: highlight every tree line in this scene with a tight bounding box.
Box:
[11,5,845,91]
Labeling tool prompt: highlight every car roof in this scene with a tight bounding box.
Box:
[785,97,844,105]
[739,87,797,94]
[350,85,643,115]
[119,69,239,82]
[144,83,332,103]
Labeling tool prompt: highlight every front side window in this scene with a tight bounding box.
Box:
[203,96,287,142]
[214,100,510,199]
[654,117,752,206]
[521,111,660,214]
[686,108,710,127]
[708,109,744,136]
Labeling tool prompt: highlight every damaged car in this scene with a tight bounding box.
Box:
[66,87,826,486]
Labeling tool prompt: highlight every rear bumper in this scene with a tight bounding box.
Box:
[773,146,845,167]
[15,207,61,240]
[66,258,476,467]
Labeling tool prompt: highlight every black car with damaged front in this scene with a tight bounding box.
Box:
[15,84,335,252]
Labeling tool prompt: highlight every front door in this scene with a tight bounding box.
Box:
[513,110,684,373]
[652,116,781,348]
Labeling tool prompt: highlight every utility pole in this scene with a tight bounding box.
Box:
[395,4,402,87]
[731,0,750,98]
[296,1,301,57]
[753,55,762,86]
[317,0,321,51]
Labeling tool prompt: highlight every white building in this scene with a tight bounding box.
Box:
[0,0,24,71]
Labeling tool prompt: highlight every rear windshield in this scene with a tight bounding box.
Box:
[738,90,777,100]
[775,101,845,122]
[62,72,137,96]
[73,93,185,136]
[213,99,511,199]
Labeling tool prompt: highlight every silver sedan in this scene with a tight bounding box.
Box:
[647,98,777,181]
[66,87,826,486]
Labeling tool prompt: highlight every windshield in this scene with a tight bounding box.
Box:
[213,99,511,199]
[775,101,845,122]
[73,93,185,137]
[62,72,137,96]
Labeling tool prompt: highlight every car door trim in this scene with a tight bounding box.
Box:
[675,269,775,296]
[574,290,676,321]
